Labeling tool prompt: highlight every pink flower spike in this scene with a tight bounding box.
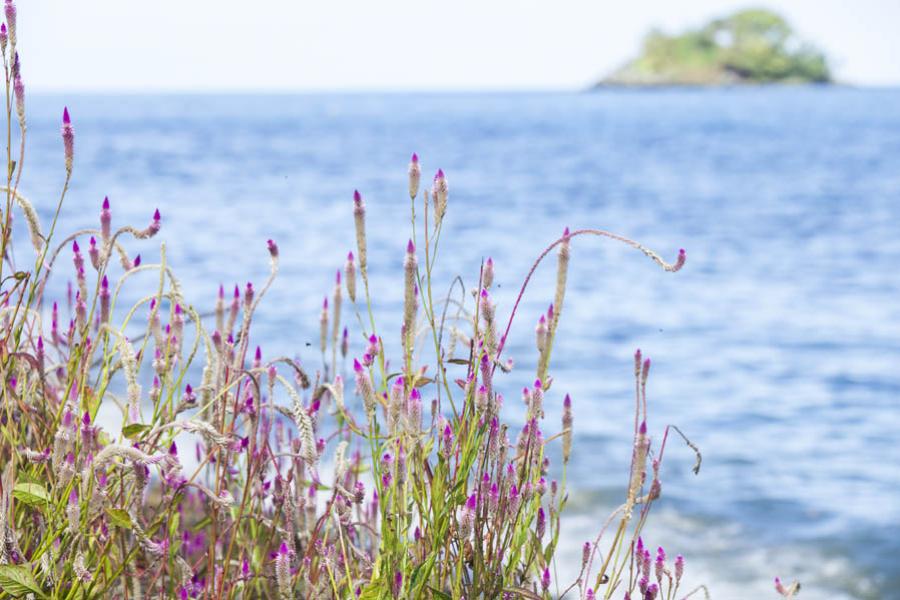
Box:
[63,106,71,125]
[353,358,363,372]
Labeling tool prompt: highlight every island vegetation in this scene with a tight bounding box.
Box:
[600,8,832,86]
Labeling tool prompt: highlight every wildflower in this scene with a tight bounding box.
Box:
[531,378,544,419]
[562,393,573,463]
[345,251,356,302]
[353,190,367,277]
[388,376,404,432]
[13,71,23,127]
[433,168,448,220]
[541,567,550,592]
[4,0,15,47]
[475,384,489,416]
[536,506,546,539]
[482,256,494,289]
[393,570,403,597]
[403,239,417,350]
[267,238,279,258]
[674,554,684,584]
[408,152,420,199]
[245,281,255,309]
[99,275,110,325]
[88,236,100,269]
[644,583,659,600]
[655,546,665,582]
[535,313,547,353]
[147,208,161,237]
[72,551,92,583]
[458,493,476,538]
[67,488,79,532]
[407,388,422,432]
[332,270,342,347]
[100,196,111,242]
[0,23,6,55]
[353,358,377,420]
[341,326,349,357]
[441,423,453,459]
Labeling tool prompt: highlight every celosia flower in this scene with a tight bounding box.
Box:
[408,152,420,199]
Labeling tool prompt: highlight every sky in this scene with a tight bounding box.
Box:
[20,0,900,92]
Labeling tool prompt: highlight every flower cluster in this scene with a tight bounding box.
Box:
[0,5,784,600]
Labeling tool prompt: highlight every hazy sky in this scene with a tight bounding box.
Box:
[20,0,900,91]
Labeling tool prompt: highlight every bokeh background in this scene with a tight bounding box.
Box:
[15,2,900,598]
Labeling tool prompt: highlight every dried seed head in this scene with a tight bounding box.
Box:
[408,152,420,199]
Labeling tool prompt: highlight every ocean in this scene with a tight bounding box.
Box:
[17,88,900,599]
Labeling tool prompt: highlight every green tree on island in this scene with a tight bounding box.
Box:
[602,8,831,85]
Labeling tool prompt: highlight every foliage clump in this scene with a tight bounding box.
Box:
[0,4,803,599]
[602,9,831,86]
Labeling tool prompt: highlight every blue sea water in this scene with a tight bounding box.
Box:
[16,88,900,599]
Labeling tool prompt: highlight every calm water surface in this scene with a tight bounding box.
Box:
[19,89,900,599]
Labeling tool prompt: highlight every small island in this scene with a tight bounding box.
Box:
[599,9,831,86]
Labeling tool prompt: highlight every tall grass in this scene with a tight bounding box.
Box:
[0,4,801,599]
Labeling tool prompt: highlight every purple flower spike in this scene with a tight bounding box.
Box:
[267,239,278,258]
[406,239,415,254]
[411,152,418,163]
[639,420,647,435]
[541,567,550,591]
[82,411,90,426]
[169,441,178,456]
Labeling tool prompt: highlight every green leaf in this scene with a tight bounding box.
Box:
[0,564,45,598]
[106,508,133,529]
[121,423,150,439]
[427,586,452,600]
[12,482,50,508]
